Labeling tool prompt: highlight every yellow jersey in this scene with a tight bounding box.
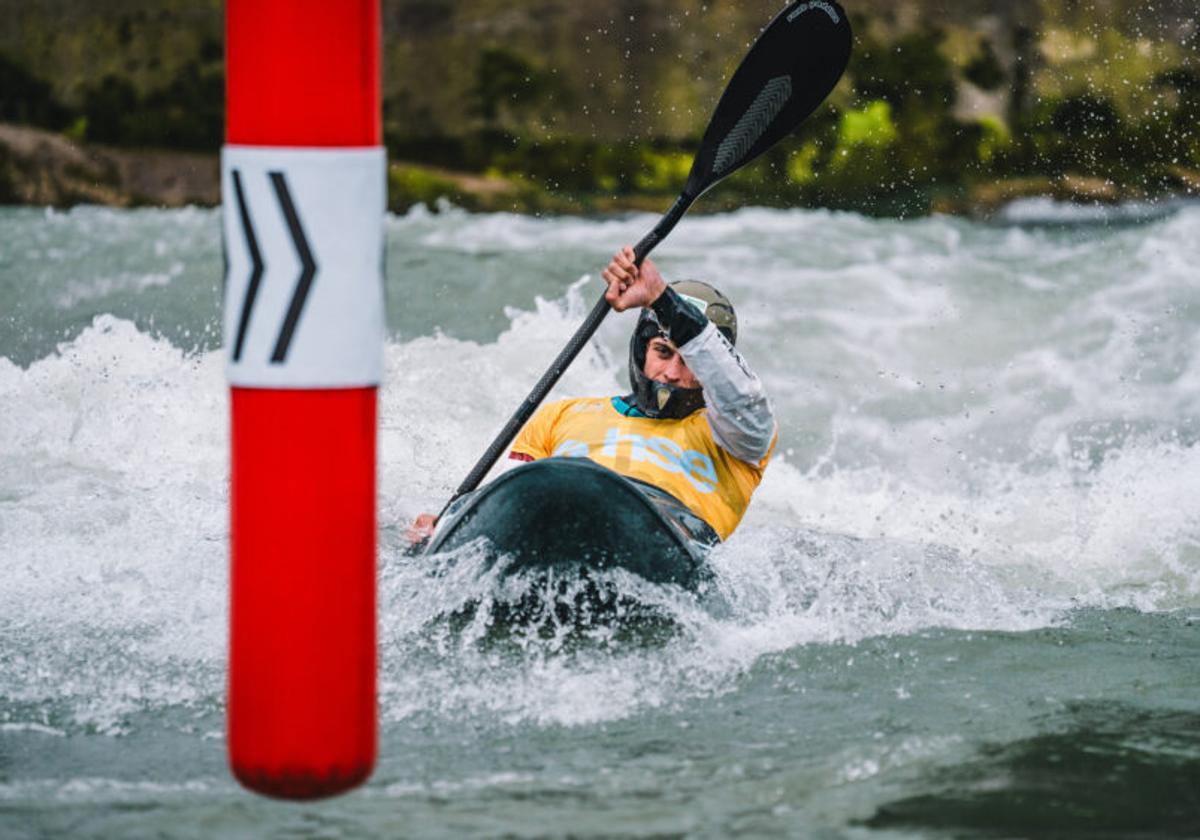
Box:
[510,396,775,540]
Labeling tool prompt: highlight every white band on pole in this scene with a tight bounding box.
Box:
[222,146,386,388]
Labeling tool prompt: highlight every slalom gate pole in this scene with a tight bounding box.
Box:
[224,0,384,800]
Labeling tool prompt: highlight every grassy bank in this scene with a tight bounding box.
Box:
[3,120,1198,218]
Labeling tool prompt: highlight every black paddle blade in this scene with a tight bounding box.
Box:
[686,0,852,198]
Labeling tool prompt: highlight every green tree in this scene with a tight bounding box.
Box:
[0,53,70,128]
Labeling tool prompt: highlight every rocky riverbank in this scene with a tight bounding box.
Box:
[4,122,1197,219]
[0,123,217,207]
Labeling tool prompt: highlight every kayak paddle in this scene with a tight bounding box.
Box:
[441,0,852,515]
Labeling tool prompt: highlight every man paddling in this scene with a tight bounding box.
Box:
[410,245,777,544]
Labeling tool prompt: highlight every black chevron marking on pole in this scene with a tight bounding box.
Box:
[268,171,317,364]
[712,75,793,177]
[230,169,264,363]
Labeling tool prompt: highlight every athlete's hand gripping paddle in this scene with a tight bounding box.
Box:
[441,0,852,516]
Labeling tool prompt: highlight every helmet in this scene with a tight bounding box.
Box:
[627,280,738,419]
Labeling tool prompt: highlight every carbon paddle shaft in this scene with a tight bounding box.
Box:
[442,195,692,512]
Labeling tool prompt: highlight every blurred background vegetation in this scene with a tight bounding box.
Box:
[0,0,1197,215]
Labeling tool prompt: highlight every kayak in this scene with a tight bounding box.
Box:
[423,457,719,590]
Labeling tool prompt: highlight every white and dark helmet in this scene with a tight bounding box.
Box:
[627,280,738,419]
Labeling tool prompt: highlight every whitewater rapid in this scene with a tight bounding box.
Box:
[1,202,1197,837]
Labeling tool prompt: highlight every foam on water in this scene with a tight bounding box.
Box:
[0,316,228,734]
[1,204,1197,737]
[997,196,1191,226]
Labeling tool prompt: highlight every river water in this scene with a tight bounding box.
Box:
[1,200,1198,837]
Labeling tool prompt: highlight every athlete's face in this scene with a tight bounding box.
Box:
[643,337,699,389]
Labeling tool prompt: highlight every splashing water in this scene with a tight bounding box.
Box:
[1,202,1197,836]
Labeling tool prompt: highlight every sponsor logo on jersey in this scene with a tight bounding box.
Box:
[551,429,717,493]
[601,428,717,493]
[552,439,590,458]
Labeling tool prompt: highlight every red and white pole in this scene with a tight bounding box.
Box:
[223,0,383,799]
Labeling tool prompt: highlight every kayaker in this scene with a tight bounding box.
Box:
[409,245,777,543]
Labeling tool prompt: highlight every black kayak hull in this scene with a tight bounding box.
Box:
[423,458,718,589]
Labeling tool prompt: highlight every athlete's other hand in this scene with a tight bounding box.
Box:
[406,513,438,548]
[602,245,666,311]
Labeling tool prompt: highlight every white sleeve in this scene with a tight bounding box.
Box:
[677,322,777,464]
